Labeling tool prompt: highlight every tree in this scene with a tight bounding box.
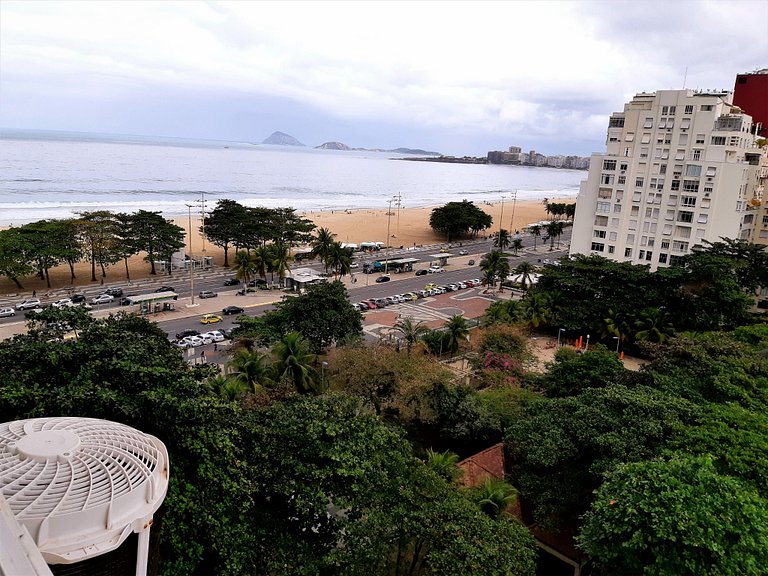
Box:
[112,213,139,281]
[425,449,462,483]
[203,199,251,267]
[494,229,511,252]
[76,210,121,281]
[511,237,523,256]
[130,210,185,275]
[444,314,469,356]
[271,332,319,394]
[534,346,630,398]
[232,249,257,285]
[518,290,553,328]
[545,220,564,250]
[269,241,292,285]
[0,227,34,289]
[266,281,363,353]
[634,307,675,343]
[529,224,541,251]
[470,477,519,519]
[325,241,354,279]
[268,207,315,247]
[226,349,274,392]
[579,456,768,576]
[429,201,492,241]
[513,261,536,290]
[394,316,430,355]
[311,227,336,272]
[479,250,508,289]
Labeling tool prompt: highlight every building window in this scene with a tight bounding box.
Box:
[642,134,651,144]
[646,251,653,261]
[700,105,714,112]
[668,195,678,206]
[670,255,685,266]
[614,204,623,213]
[609,117,625,128]
[603,160,617,170]
[591,242,605,252]
[685,105,694,114]
[666,210,675,220]
[667,117,675,127]
[685,165,701,177]
[629,219,638,230]
[681,118,691,130]
[705,167,716,177]
[698,213,708,224]
[624,247,632,257]
[609,231,618,241]
[640,147,649,158]
[681,196,696,207]
[596,201,611,212]
[659,253,668,263]
[711,136,726,145]
[762,215,768,226]
[677,211,694,223]
[669,106,676,115]
[594,215,609,226]
[701,198,711,208]
[672,240,689,252]
[663,224,673,235]
[635,177,644,187]
[659,118,667,129]
[598,187,613,199]
[692,149,702,160]
[682,180,699,193]
[675,226,691,238]
[611,218,620,227]
[627,233,635,243]
[601,174,615,185]
[594,229,607,238]
[644,118,653,128]
[608,245,615,254]
[675,150,685,160]
[661,106,669,115]
[695,133,705,144]
[638,250,645,259]
[679,133,689,145]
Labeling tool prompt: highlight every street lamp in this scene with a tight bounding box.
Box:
[385,197,395,274]
[185,204,197,307]
[585,334,590,351]
[612,336,620,353]
[509,189,518,233]
[498,195,505,249]
[558,327,565,347]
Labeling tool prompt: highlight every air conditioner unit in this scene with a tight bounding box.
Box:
[0,417,169,576]
[704,192,711,197]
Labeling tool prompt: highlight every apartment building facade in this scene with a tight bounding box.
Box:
[570,89,766,270]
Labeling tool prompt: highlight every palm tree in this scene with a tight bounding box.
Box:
[232,250,256,285]
[520,291,552,328]
[425,449,462,483]
[601,308,634,344]
[207,375,249,401]
[494,229,511,252]
[479,250,503,289]
[227,349,274,393]
[496,259,511,292]
[511,238,523,256]
[474,477,518,519]
[272,332,319,394]
[325,241,353,280]
[513,261,536,290]
[545,221,563,251]
[444,314,469,356]
[393,316,429,354]
[634,308,675,343]
[529,224,542,251]
[311,227,336,273]
[253,245,271,282]
[270,242,292,286]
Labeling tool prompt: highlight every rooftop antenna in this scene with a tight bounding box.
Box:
[682,66,688,89]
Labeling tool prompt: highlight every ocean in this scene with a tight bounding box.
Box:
[0,129,584,225]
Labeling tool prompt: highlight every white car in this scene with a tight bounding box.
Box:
[178,335,204,348]
[428,267,444,274]
[91,294,114,305]
[197,333,214,345]
[202,330,226,342]
[0,308,16,318]
[16,298,42,310]
[52,298,74,309]
[459,249,469,256]
[350,262,359,269]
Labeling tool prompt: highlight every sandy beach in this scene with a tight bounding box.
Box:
[1,199,571,295]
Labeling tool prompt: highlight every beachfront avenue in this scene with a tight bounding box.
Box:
[0,228,572,342]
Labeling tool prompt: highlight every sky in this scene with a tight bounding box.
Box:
[1,1,766,157]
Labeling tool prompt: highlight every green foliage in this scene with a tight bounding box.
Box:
[534,345,630,398]
[467,477,519,519]
[0,227,35,288]
[483,299,522,325]
[429,200,492,241]
[506,385,698,527]
[129,210,185,276]
[579,456,768,576]
[267,280,363,352]
[443,314,469,356]
[203,199,252,266]
[424,448,462,483]
[271,331,320,394]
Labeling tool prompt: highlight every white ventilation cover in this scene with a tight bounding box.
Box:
[0,417,169,564]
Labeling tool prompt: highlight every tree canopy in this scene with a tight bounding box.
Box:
[429,200,492,241]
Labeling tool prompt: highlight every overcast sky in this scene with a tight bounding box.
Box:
[1,1,766,156]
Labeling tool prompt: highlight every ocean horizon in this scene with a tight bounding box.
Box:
[0,128,583,225]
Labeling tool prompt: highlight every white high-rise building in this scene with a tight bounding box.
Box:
[570,89,766,270]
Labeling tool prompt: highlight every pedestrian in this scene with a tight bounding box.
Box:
[213,342,218,352]
[32,290,36,297]
[200,349,206,364]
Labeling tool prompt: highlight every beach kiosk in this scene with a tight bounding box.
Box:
[428,253,454,267]
[123,291,178,314]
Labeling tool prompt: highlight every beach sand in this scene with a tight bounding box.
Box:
[0,199,571,295]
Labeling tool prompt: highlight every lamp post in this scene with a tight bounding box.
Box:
[558,327,565,347]
[585,334,590,351]
[498,195,505,250]
[509,189,518,233]
[395,192,402,237]
[612,336,620,353]
[385,198,393,274]
[186,204,197,307]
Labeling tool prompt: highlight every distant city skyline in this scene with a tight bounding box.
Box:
[1,1,766,157]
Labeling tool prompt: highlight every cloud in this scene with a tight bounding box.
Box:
[1,0,766,155]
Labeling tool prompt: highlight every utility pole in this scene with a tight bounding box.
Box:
[395,192,402,237]
[186,204,197,306]
[509,189,517,233]
[196,192,208,253]
[498,195,505,250]
[385,198,393,274]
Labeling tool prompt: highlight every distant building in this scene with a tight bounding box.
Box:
[733,69,768,137]
[487,146,588,169]
[570,88,767,270]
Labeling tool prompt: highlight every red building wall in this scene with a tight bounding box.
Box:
[734,71,768,136]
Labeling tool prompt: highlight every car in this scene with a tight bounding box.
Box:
[202,330,226,342]
[0,308,16,318]
[404,292,418,301]
[177,335,204,348]
[471,278,482,286]
[91,294,114,305]
[439,248,449,253]
[375,275,391,283]
[70,294,86,303]
[464,280,475,287]
[459,249,469,255]
[417,290,430,298]
[364,300,379,309]
[176,328,201,340]
[350,262,359,269]
[222,305,244,315]
[154,286,175,293]
[457,282,468,289]
[200,313,223,325]
[223,278,240,286]
[102,287,123,297]
[428,267,444,274]
[52,298,74,309]
[248,279,268,287]
[355,302,370,310]
[197,333,214,345]
[374,298,389,308]
[199,290,218,299]
[415,269,428,276]
[16,298,42,310]
[444,284,457,292]
[432,287,445,295]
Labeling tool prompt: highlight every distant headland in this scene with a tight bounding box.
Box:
[260,132,441,156]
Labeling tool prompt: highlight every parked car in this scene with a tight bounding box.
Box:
[199,290,218,299]
[200,313,223,325]
[119,295,137,306]
[376,275,391,283]
[470,278,482,286]
[458,249,469,256]
[91,294,114,305]
[175,328,201,340]
[154,286,175,293]
[222,305,244,315]
[16,298,42,310]
[198,333,214,345]
[0,308,16,318]
[350,262,359,269]
[428,267,444,274]
[248,279,268,287]
[223,278,240,286]
[177,335,204,348]
[364,300,379,309]
[52,298,74,309]
[202,330,226,343]
[102,287,123,297]
[457,282,468,289]
[415,269,428,276]
[374,298,389,308]
[70,294,86,303]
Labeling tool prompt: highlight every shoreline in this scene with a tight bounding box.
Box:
[0,198,572,295]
